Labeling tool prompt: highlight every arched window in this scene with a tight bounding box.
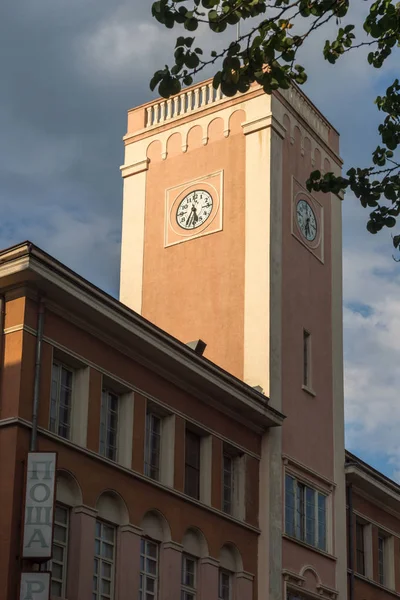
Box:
[218,544,243,600]
[93,491,128,600]
[181,528,208,600]
[139,510,171,600]
[50,471,82,598]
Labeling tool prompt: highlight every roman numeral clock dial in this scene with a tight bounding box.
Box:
[176,190,213,230]
[296,199,317,242]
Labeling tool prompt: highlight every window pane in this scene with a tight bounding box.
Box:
[54,524,67,543]
[94,520,115,600]
[147,541,158,558]
[305,486,315,546]
[318,494,326,551]
[51,580,62,596]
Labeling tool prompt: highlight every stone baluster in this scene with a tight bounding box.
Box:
[166,99,172,119]
[146,106,153,127]
[194,86,200,109]
[207,82,214,104]
[173,95,180,117]
[187,90,194,112]
[200,85,207,107]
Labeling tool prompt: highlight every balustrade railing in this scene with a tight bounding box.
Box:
[145,81,225,127]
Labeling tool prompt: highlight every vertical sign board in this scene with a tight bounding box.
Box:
[20,572,50,600]
[22,452,57,560]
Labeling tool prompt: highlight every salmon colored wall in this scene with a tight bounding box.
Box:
[4,297,25,329]
[280,120,335,481]
[19,332,36,422]
[351,490,400,593]
[141,114,246,380]
[0,331,23,419]
[353,490,400,535]
[0,426,31,600]
[283,537,335,588]
[353,576,396,600]
[34,434,259,573]
[43,310,260,456]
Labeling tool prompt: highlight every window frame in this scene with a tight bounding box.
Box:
[303,329,311,389]
[218,568,232,600]
[50,503,69,598]
[181,553,197,600]
[99,389,119,462]
[93,519,116,600]
[378,532,386,585]
[139,537,159,600]
[185,429,201,500]
[222,453,234,515]
[284,473,327,552]
[50,362,74,439]
[355,520,366,576]
[144,412,162,481]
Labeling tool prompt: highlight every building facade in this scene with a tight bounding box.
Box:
[120,80,347,599]
[0,242,283,600]
[2,79,400,600]
[346,451,400,600]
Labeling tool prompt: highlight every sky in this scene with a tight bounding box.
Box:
[1,0,400,478]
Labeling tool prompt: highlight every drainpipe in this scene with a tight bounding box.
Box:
[347,483,354,600]
[30,299,45,452]
[0,296,5,419]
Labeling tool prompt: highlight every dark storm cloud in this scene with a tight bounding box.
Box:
[0,0,161,294]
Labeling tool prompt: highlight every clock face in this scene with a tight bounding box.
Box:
[176,190,213,230]
[296,199,317,242]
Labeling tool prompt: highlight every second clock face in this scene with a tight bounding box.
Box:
[176,190,213,230]
[296,199,317,242]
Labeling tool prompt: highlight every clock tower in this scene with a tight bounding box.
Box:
[120,81,347,599]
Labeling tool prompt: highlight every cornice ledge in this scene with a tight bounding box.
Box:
[120,523,143,535]
[73,505,98,518]
[120,158,149,178]
[200,556,220,568]
[242,114,286,138]
[236,571,254,582]
[163,541,184,552]
[316,583,338,599]
[282,569,306,587]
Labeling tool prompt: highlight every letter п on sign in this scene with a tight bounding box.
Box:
[22,452,57,560]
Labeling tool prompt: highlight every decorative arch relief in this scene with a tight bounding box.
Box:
[283,568,338,600]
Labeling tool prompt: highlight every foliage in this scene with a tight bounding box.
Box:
[150,0,400,249]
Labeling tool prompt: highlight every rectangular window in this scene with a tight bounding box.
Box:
[218,569,231,600]
[100,390,119,461]
[185,430,201,500]
[285,474,327,551]
[303,330,311,388]
[50,504,69,597]
[50,362,73,439]
[145,413,162,481]
[93,520,116,600]
[223,454,234,515]
[378,534,385,585]
[181,554,196,600]
[355,521,365,576]
[139,538,158,600]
